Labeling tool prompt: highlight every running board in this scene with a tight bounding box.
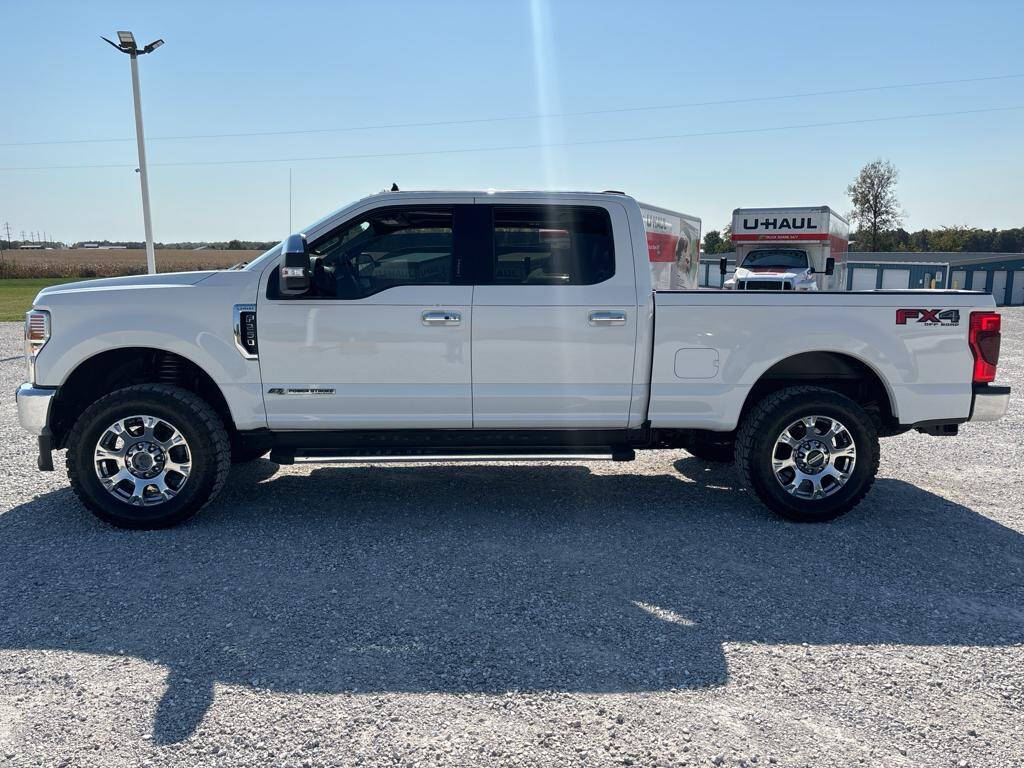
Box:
[270,446,636,465]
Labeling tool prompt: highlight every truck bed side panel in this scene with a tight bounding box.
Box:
[650,291,992,430]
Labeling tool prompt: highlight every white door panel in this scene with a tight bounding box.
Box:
[259,286,473,428]
[471,303,636,427]
[881,269,910,289]
[1012,271,1024,305]
[991,270,1008,305]
[850,267,876,290]
[470,200,638,429]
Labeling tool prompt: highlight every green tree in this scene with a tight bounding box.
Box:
[847,159,903,252]
[702,230,725,254]
[702,226,733,254]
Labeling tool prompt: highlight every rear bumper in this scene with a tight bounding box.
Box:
[969,384,1010,422]
[15,383,56,436]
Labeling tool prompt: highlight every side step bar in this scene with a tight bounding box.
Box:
[270,445,636,465]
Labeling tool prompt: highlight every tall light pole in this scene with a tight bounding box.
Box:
[102,31,164,274]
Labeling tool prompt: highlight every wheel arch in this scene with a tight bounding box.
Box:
[49,346,236,448]
[738,350,899,435]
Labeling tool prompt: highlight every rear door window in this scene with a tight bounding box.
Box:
[488,205,615,286]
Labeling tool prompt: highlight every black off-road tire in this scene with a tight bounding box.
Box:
[735,385,880,523]
[682,432,735,463]
[66,384,231,529]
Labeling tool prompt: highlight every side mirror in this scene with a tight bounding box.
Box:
[719,257,728,275]
[825,257,835,276]
[279,234,310,294]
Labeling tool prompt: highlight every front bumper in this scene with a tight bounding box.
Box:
[15,383,57,471]
[969,384,1010,422]
[16,383,56,435]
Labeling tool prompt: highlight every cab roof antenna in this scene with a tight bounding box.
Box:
[390,182,399,192]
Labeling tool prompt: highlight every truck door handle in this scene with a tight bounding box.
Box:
[589,310,627,326]
[422,310,461,326]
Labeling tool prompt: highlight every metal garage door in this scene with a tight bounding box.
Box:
[851,267,876,290]
[1012,271,1024,305]
[991,270,1008,305]
[951,270,967,289]
[881,269,910,289]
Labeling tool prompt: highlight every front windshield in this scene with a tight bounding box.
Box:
[740,249,808,269]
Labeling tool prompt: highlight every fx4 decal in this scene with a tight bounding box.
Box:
[896,308,960,327]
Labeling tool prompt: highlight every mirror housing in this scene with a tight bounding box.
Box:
[825,257,835,276]
[719,256,728,275]
[279,234,310,294]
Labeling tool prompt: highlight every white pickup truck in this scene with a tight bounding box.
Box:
[16,190,1010,529]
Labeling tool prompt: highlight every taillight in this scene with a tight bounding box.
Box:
[969,311,1000,383]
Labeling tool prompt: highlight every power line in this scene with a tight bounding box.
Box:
[1,73,1022,149]
[0,104,1021,173]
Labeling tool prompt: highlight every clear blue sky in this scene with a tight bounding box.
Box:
[1,0,1022,243]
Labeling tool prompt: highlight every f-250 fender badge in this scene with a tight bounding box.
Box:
[267,387,335,395]
[896,308,960,327]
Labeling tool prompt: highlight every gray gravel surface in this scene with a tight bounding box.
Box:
[1,312,1022,767]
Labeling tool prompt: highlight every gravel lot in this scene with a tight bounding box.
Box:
[1,312,1022,767]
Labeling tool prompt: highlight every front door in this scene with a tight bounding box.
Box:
[258,205,473,429]
[471,200,639,428]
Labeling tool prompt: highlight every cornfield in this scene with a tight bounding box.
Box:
[0,249,265,279]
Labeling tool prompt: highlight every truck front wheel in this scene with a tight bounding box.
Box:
[735,386,880,522]
[65,384,231,529]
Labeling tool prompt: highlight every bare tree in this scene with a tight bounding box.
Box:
[847,159,903,251]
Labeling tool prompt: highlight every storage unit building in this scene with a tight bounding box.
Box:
[699,251,1024,304]
[843,253,1024,306]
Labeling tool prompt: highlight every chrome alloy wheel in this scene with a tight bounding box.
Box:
[93,415,192,506]
[771,415,857,500]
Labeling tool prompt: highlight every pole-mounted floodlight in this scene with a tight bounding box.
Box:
[101,31,164,274]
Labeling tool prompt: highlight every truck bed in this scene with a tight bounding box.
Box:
[648,289,996,430]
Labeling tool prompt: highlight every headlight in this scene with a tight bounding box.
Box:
[24,309,50,384]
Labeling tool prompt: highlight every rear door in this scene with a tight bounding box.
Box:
[470,199,639,428]
[258,204,473,429]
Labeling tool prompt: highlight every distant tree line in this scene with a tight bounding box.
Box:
[702,225,1024,255]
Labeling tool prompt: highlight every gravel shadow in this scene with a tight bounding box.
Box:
[1,456,1022,743]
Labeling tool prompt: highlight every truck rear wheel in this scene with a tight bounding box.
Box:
[735,386,879,522]
[66,384,231,529]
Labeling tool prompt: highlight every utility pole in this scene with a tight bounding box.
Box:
[102,31,164,274]
[289,168,293,232]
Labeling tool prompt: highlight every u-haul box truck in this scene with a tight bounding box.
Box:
[728,206,849,291]
[639,203,701,290]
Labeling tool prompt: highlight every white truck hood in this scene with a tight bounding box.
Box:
[36,270,217,297]
[734,267,805,281]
